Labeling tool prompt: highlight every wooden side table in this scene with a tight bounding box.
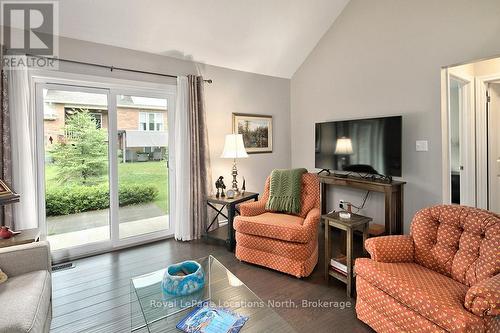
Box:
[0,228,40,248]
[324,212,372,297]
[206,192,258,251]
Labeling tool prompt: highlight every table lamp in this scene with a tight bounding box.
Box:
[221,134,248,193]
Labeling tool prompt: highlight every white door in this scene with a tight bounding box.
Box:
[448,76,475,206]
[488,83,500,213]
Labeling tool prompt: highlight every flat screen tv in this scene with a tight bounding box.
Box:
[315,116,402,177]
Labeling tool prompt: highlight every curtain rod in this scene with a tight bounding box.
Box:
[24,53,213,83]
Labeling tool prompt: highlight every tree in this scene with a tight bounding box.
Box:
[51,110,108,185]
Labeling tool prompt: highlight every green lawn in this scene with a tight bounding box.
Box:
[45,161,169,213]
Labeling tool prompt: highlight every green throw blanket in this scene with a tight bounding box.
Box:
[266,168,307,214]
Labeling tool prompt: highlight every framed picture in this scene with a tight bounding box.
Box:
[232,113,273,154]
[0,179,14,197]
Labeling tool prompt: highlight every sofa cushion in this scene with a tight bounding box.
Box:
[234,212,311,243]
[411,205,500,286]
[355,258,484,332]
[0,270,51,333]
[356,277,447,332]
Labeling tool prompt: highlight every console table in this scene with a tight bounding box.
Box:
[318,174,406,235]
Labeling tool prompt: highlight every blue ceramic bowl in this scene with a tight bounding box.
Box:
[162,260,205,296]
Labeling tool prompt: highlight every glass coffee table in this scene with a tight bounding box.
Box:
[130,255,295,333]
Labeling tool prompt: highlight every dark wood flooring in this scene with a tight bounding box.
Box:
[50,227,374,333]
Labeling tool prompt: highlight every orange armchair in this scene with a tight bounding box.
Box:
[234,173,320,278]
[355,205,500,333]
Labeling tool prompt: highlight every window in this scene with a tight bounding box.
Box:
[90,112,103,129]
[139,112,164,131]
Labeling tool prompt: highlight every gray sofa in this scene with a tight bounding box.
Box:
[0,241,52,333]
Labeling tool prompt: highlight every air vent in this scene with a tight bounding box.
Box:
[52,262,75,272]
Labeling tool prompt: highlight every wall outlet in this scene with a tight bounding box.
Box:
[339,199,345,209]
[416,140,428,152]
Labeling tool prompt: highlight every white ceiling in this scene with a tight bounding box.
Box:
[56,0,349,78]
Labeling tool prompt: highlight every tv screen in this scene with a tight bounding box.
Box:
[315,116,402,177]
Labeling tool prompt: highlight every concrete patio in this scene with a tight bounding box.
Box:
[47,203,169,251]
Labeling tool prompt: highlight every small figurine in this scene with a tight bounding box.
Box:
[241,177,246,194]
[215,176,226,198]
[0,226,14,239]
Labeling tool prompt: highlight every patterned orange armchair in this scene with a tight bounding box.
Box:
[355,205,500,333]
[233,173,320,278]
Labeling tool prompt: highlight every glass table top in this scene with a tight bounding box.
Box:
[130,255,295,333]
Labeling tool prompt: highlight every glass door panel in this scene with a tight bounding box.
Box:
[116,94,169,238]
[43,87,111,250]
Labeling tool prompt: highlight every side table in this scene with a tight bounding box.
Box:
[206,192,258,251]
[323,212,372,297]
[0,228,40,248]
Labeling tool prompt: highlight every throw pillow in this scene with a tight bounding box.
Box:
[0,268,7,284]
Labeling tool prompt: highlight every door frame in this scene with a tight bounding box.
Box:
[476,73,500,209]
[31,70,176,262]
[441,70,475,206]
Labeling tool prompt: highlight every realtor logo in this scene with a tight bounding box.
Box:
[1,1,58,54]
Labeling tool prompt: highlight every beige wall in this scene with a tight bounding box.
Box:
[291,0,500,232]
[56,36,291,192]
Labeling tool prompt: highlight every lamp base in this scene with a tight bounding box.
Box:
[231,160,239,192]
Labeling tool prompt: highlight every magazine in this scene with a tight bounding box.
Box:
[176,301,249,333]
[330,255,347,273]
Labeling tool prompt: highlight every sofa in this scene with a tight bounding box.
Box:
[233,173,320,278]
[355,205,500,333]
[0,241,52,333]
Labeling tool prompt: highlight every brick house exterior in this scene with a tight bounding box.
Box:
[43,91,168,162]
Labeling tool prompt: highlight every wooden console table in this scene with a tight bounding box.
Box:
[319,174,406,235]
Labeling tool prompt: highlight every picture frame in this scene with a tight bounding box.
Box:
[232,113,273,154]
[0,179,15,197]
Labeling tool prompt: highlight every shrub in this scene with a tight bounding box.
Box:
[46,184,158,216]
[119,184,158,207]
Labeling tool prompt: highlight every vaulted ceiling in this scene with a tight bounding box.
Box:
[57,0,349,78]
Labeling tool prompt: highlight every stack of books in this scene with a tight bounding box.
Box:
[329,256,347,276]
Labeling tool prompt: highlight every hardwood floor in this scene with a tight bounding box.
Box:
[50,228,374,333]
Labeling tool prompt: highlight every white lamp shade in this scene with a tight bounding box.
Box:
[334,137,353,155]
[221,134,248,158]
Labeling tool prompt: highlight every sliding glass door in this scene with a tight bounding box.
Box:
[35,79,174,259]
[115,94,170,239]
[41,85,111,251]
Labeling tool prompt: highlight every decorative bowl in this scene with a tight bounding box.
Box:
[162,260,205,296]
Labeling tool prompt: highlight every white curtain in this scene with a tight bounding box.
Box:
[172,76,192,240]
[9,57,38,230]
